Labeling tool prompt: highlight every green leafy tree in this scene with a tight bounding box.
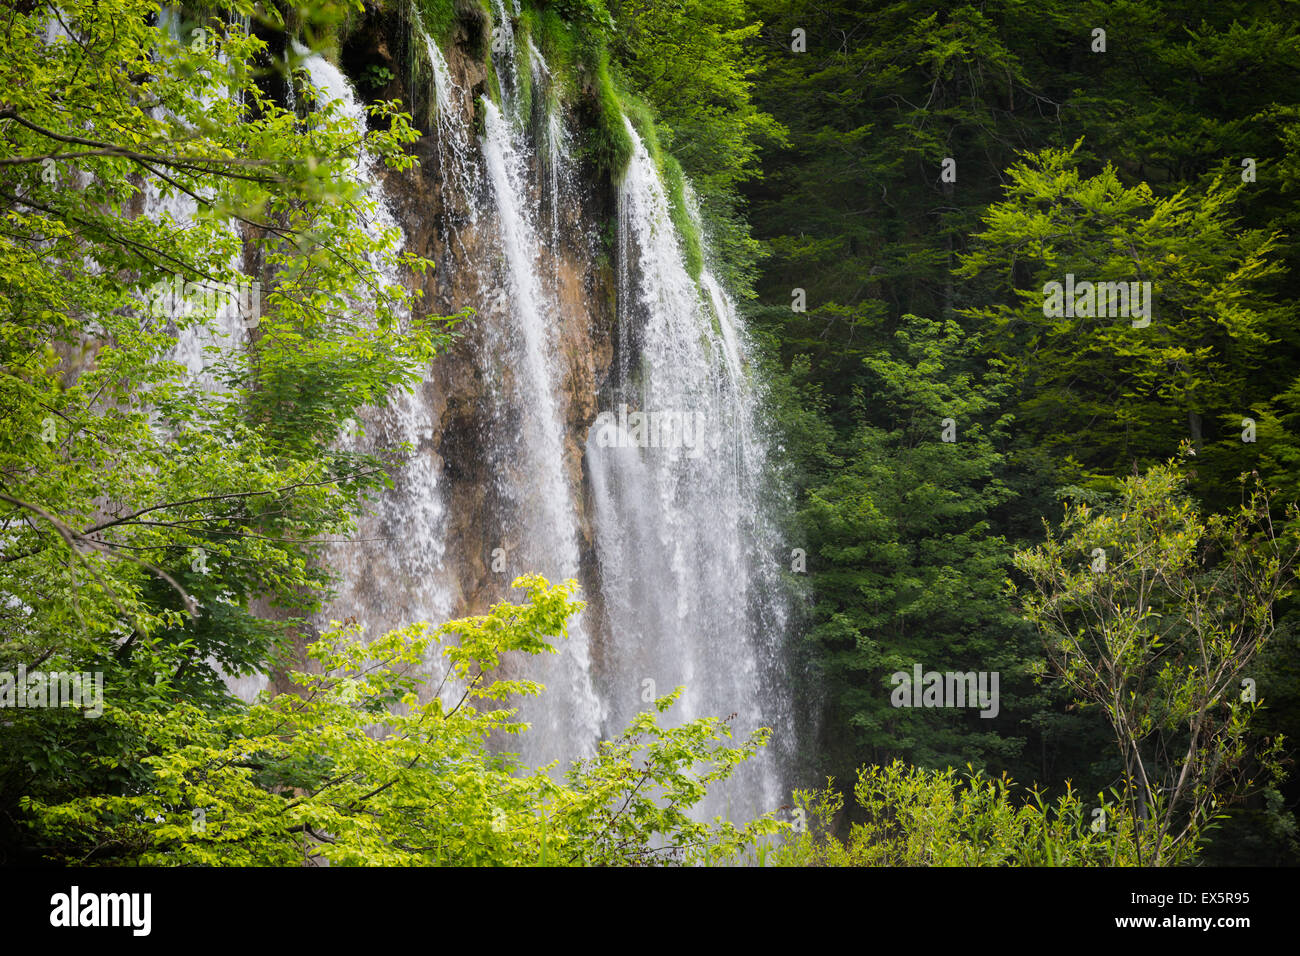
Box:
[1013,459,1297,864]
[741,1,1086,793]
[0,0,456,859]
[958,144,1284,491]
[23,577,783,866]
[745,0,1058,389]
[609,0,782,195]
[800,314,1026,775]
[742,0,1300,856]
[772,759,1160,867]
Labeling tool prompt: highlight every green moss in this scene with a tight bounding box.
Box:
[532,7,574,69]
[663,156,704,281]
[512,2,632,178]
[530,6,588,98]
[517,4,539,44]
[622,96,658,163]
[485,53,502,105]
[415,0,459,46]
[615,92,703,280]
[589,51,633,176]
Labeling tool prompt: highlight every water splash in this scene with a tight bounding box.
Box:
[479,98,605,761]
[584,118,795,819]
[279,46,458,686]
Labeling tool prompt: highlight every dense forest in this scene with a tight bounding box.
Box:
[1,0,1298,872]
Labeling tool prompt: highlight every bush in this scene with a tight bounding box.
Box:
[21,577,783,866]
[770,760,1179,867]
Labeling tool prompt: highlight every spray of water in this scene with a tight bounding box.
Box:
[584,118,795,818]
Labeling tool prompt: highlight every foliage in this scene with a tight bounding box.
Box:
[1013,458,1298,864]
[413,0,462,47]
[799,314,1028,776]
[742,0,1300,857]
[605,0,781,295]
[8,0,1300,868]
[21,577,783,866]
[0,0,456,859]
[771,760,1164,867]
[957,144,1284,490]
[608,0,780,195]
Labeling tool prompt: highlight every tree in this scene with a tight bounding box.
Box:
[773,760,1156,867]
[1012,458,1298,864]
[0,0,454,859]
[22,576,783,866]
[800,313,1029,776]
[609,0,781,196]
[742,0,1300,856]
[745,0,1058,388]
[957,144,1284,491]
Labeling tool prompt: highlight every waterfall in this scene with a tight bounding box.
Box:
[583,118,793,818]
[476,88,604,764]
[526,36,568,245]
[488,0,518,103]
[414,11,480,219]
[158,11,798,820]
[304,13,794,814]
[290,45,459,677]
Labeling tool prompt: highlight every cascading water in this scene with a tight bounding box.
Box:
[584,119,794,819]
[472,32,605,762]
[414,11,480,224]
[145,32,459,704]
[290,45,459,672]
[526,36,569,246]
[173,5,798,822]
[347,7,794,815]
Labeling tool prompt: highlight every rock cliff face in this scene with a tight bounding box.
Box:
[273,2,798,819]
